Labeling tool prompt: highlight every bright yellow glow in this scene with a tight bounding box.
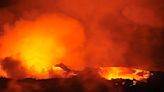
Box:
[99,67,150,81]
[0,13,85,79]
[52,66,65,75]
[18,34,65,75]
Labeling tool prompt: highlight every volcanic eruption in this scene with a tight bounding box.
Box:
[0,13,85,79]
[0,0,164,92]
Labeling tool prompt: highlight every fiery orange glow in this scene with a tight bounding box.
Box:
[0,13,85,79]
[0,65,8,77]
[98,67,150,81]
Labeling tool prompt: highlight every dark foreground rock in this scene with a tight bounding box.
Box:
[0,71,163,92]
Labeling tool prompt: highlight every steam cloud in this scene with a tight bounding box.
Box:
[0,0,164,79]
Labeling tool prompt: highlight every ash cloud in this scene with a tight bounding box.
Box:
[57,0,164,71]
[0,0,164,79]
[1,57,27,79]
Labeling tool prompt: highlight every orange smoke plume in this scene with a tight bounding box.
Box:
[0,0,164,80]
[0,13,85,79]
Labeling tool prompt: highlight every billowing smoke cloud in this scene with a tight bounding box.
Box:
[1,57,27,79]
[0,0,164,79]
[0,13,86,78]
[56,0,164,71]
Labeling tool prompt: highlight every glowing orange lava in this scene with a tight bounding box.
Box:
[98,67,150,81]
[0,13,85,79]
[0,65,8,77]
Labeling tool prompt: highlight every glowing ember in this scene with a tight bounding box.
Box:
[98,67,150,81]
[0,65,8,77]
[0,13,85,79]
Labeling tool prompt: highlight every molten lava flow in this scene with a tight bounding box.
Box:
[98,67,150,81]
[0,13,85,79]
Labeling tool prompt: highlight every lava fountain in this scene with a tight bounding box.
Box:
[0,13,85,79]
